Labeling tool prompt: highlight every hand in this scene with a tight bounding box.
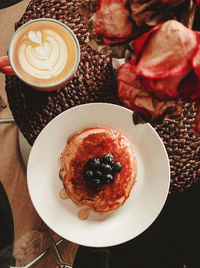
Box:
[0,56,14,75]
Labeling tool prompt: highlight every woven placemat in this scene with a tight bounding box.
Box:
[6,0,119,143]
[5,0,200,194]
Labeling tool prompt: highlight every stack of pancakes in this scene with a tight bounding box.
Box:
[60,127,137,213]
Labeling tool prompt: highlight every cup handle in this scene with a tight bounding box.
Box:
[0,56,14,75]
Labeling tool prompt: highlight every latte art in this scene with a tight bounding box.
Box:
[9,19,80,89]
[19,30,68,79]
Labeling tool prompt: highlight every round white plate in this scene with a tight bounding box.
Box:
[27,103,170,247]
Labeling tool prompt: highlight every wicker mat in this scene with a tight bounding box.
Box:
[5,0,200,194]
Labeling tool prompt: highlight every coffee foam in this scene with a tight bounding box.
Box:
[10,20,78,88]
[19,29,68,79]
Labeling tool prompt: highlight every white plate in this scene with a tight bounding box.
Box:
[27,103,170,247]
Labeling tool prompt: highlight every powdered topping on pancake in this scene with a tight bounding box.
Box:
[60,127,137,213]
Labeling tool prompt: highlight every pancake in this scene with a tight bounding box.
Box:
[60,127,137,213]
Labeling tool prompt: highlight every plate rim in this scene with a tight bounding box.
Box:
[27,102,170,247]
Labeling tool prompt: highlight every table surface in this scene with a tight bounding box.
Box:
[0,1,78,267]
[1,1,200,268]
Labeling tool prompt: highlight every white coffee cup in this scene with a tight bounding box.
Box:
[0,18,80,91]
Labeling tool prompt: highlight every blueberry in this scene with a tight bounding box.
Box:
[113,161,122,173]
[87,178,102,190]
[102,154,114,164]
[84,170,94,181]
[83,163,90,172]
[101,163,113,174]
[87,157,101,170]
[94,170,103,179]
[103,174,114,184]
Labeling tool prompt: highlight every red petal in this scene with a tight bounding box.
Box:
[133,24,161,61]
[117,61,154,115]
[141,72,188,100]
[161,0,182,3]
[95,0,133,43]
[118,80,140,110]
[117,60,137,84]
[118,81,155,115]
[133,95,154,114]
[117,65,143,110]
[192,43,200,79]
[136,20,198,79]
[96,0,101,11]
[102,36,132,45]
[117,61,180,119]
[179,72,200,100]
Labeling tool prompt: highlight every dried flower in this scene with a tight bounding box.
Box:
[79,0,186,58]
[94,0,134,45]
[160,0,185,5]
[196,0,200,5]
[118,20,200,120]
[79,1,199,124]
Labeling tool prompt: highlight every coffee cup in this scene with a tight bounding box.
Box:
[0,18,80,91]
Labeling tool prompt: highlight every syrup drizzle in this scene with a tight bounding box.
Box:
[67,134,74,144]
[59,188,69,199]
[78,209,89,220]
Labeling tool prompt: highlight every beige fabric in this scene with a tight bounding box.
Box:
[0,1,78,267]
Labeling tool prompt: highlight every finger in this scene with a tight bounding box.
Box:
[0,56,10,68]
[0,66,14,75]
